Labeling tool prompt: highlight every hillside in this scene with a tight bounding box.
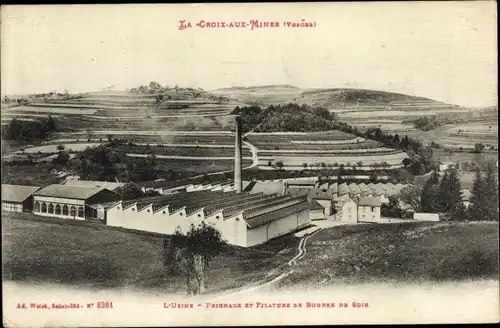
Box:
[212,86,457,110]
[274,221,499,290]
[213,85,300,92]
[2,213,299,294]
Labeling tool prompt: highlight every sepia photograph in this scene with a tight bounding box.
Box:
[1,2,498,327]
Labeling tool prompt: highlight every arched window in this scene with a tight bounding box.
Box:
[70,206,77,217]
[48,203,54,214]
[34,201,40,212]
[41,203,47,213]
[78,206,84,218]
[55,204,61,215]
[62,205,69,216]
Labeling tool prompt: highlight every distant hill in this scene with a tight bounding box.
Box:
[213,85,300,92]
[212,85,458,110]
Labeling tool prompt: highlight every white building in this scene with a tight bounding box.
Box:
[334,198,358,224]
[356,197,382,223]
[105,190,311,247]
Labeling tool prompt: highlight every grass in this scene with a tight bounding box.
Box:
[1,162,61,186]
[275,221,499,290]
[2,212,300,295]
[115,145,252,157]
[255,139,382,151]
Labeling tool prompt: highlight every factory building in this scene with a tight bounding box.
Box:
[1,184,41,213]
[33,184,121,220]
[104,190,311,247]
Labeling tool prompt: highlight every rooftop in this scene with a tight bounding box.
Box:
[357,197,381,207]
[243,180,285,195]
[34,184,112,200]
[309,199,324,210]
[1,184,41,203]
[286,180,317,186]
[62,180,125,191]
[307,188,334,200]
[245,201,310,229]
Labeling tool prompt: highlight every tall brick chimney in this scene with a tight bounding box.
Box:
[234,116,242,193]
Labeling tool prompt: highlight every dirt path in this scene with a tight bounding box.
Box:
[242,140,259,169]
[205,226,323,301]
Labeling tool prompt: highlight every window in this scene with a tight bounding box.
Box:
[198,214,201,217]
[163,211,166,215]
[132,208,135,211]
[55,204,61,215]
[371,207,375,212]
[35,201,40,212]
[48,203,54,214]
[78,206,84,218]
[70,206,77,217]
[62,205,69,216]
[41,203,47,213]
[179,213,183,216]
[117,206,120,210]
[147,209,150,212]
[216,216,220,219]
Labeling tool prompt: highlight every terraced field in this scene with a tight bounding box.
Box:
[259,152,408,170]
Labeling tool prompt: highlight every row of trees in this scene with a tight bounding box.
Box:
[393,163,498,221]
[2,116,58,141]
[130,81,228,103]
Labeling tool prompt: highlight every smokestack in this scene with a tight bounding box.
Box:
[234,116,242,193]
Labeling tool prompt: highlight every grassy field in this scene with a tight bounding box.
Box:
[126,157,254,173]
[275,221,499,290]
[1,162,62,186]
[259,151,409,167]
[254,139,382,151]
[2,213,300,295]
[116,145,252,157]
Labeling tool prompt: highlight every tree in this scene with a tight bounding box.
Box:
[170,222,226,295]
[275,160,284,170]
[469,168,487,221]
[438,167,463,219]
[381,195,403,218]
[146,154,158,167]
[57,144,65,152]
[149,81,162,91]
[400,183,425,213]
[52,151,70,166]
[356,161,363,168]
[302,163,308,169]
[115,183,145,200]
[421,171,440,213]
[474,143,485,153]
[484,163,499,221]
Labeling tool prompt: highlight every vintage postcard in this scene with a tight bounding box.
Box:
[1,2,498,327]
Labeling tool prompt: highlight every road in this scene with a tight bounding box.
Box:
[205,225,323,301]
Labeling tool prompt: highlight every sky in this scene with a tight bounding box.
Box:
[1,2,497,107]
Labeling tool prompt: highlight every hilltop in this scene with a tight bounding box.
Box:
[212,85,458,110]
[213,85,300,92]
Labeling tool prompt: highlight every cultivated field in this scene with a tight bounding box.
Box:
[3,87,496,184]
